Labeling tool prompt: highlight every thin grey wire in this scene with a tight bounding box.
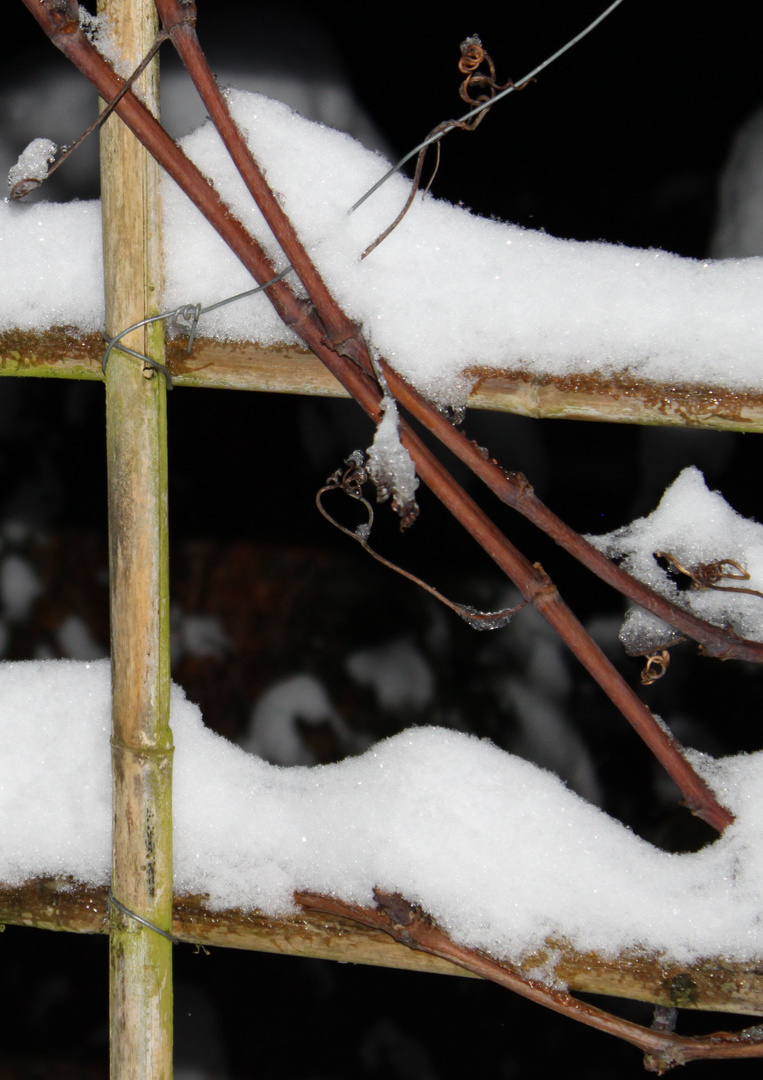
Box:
[101,265,294,387]
[108,890,177,943]
[350,0,626,214]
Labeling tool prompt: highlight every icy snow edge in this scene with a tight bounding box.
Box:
[2,91,763,405]
[1,658,761,966]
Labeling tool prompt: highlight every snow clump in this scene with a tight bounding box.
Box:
[587,466,763,652]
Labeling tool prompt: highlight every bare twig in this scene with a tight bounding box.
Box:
[297,890,763,1072]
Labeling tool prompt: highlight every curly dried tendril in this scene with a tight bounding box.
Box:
[361,36,526,260]
[656,551,763,600]
[640,649,671,686]
[317,454,526,629]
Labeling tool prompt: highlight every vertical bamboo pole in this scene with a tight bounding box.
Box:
[98,0,173,1077]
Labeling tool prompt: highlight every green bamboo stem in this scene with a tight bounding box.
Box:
[99,0,173,1077]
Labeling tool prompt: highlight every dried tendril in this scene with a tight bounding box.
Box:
[656,552,763,600]
[640,649,670,686]
[361,36,528,259]
[316,453,525,630]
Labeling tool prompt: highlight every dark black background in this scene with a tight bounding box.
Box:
[3,2,763,1078]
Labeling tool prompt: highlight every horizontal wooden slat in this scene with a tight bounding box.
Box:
[2,328,763,431]
[2,878,762,1015]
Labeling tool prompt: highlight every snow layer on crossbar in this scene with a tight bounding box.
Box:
[1,92,762,406]
[1,657,762,967]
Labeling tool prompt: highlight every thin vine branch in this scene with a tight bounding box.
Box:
[296,890,763,1073]
[8,29,167,199]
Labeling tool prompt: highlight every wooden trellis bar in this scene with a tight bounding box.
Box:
[3,328,763,432]
[2,880,763,1019]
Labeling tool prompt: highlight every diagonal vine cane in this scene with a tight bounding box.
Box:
[19,0,738,835]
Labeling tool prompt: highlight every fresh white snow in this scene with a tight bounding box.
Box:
[588,467,763,653]
[7,137,58,199]
[365,395,420,514]
[3,91,763,406]
[1,656,762,968]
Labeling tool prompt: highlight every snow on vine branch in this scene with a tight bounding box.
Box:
[7,137,58,199]
[588,467,763,655]
[364,346,419,522]
[366,396,419,522]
